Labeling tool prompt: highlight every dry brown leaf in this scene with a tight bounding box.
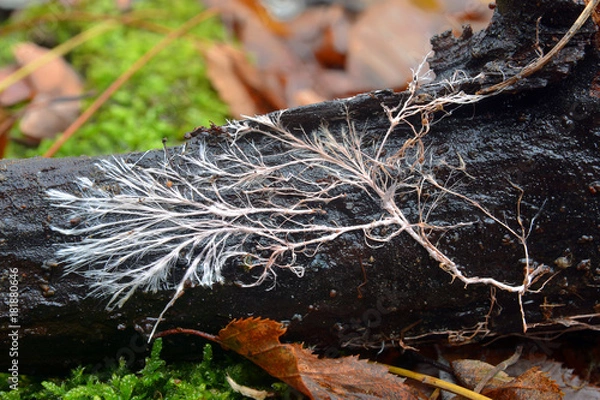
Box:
[588,0,600,28]
[204,0,298,71]
[205,0,349,108]
[205,0,493,112]
[483,367,563,400]
[411,0,441,11]
[12,42,83,140]
[218,317,424,399]
[452,358,514,391]
[313,23,347,70]
[203,0,305,112]
[287,5,357,98]
[506,355,600,400]
[293,88,327,107]
[347,0,448,91]
[293,346,426,399]
[218,317,308,395]
[204,44,285,117]
[0,65,33,106]
[453,357,564,399]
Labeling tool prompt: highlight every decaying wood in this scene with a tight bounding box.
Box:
[1,0,599,374]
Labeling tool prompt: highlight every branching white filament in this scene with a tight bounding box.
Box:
[47,67,549,338]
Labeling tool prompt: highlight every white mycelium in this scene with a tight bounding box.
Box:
[47,66,549,336]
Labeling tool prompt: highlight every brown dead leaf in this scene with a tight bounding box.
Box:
[205,0,493,114]
[218,317,424,399]
[293,88,327,107]
[12,42,83,140]
[293,346,425,399]
[589,0,600,28]
[204,44,285,117]
[347,0,447,91]
[411,0,441,11]
[483,367,563,400]
[505,355,600,400]
[313,24,346,70]
[218,317,307,395]
[453,357,564,399]
[452,359,514,391]
[204,0,299,72]
[204,0,350,109]
[0,65,33,106]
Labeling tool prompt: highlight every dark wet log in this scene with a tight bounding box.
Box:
[1,0,599,374]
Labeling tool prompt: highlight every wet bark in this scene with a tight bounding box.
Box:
[1,0,600,374]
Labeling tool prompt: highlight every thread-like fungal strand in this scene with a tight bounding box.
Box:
[48,67,549,336]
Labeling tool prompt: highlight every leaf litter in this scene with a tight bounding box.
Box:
[202,0,494,117]
[158,317,600,399]
[158,317,425,399]
[0,41,83,154]
[12,42,83,141]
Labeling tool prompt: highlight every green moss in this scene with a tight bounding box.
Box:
[0,339,297,400]
[1,0,230,158]
[0,339,238,399]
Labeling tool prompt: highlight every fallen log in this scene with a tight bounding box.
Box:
[1,0,600,374]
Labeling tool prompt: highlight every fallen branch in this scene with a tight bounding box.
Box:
[1,0,599,373]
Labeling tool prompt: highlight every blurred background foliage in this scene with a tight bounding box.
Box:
[0,0,493,159]
[0,0,230,158]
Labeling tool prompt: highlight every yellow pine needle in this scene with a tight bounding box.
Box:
[0,21,118,95]
[44,9,216,158]
[385,364,493,400]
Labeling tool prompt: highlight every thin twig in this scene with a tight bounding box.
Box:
[154,327,220,343]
